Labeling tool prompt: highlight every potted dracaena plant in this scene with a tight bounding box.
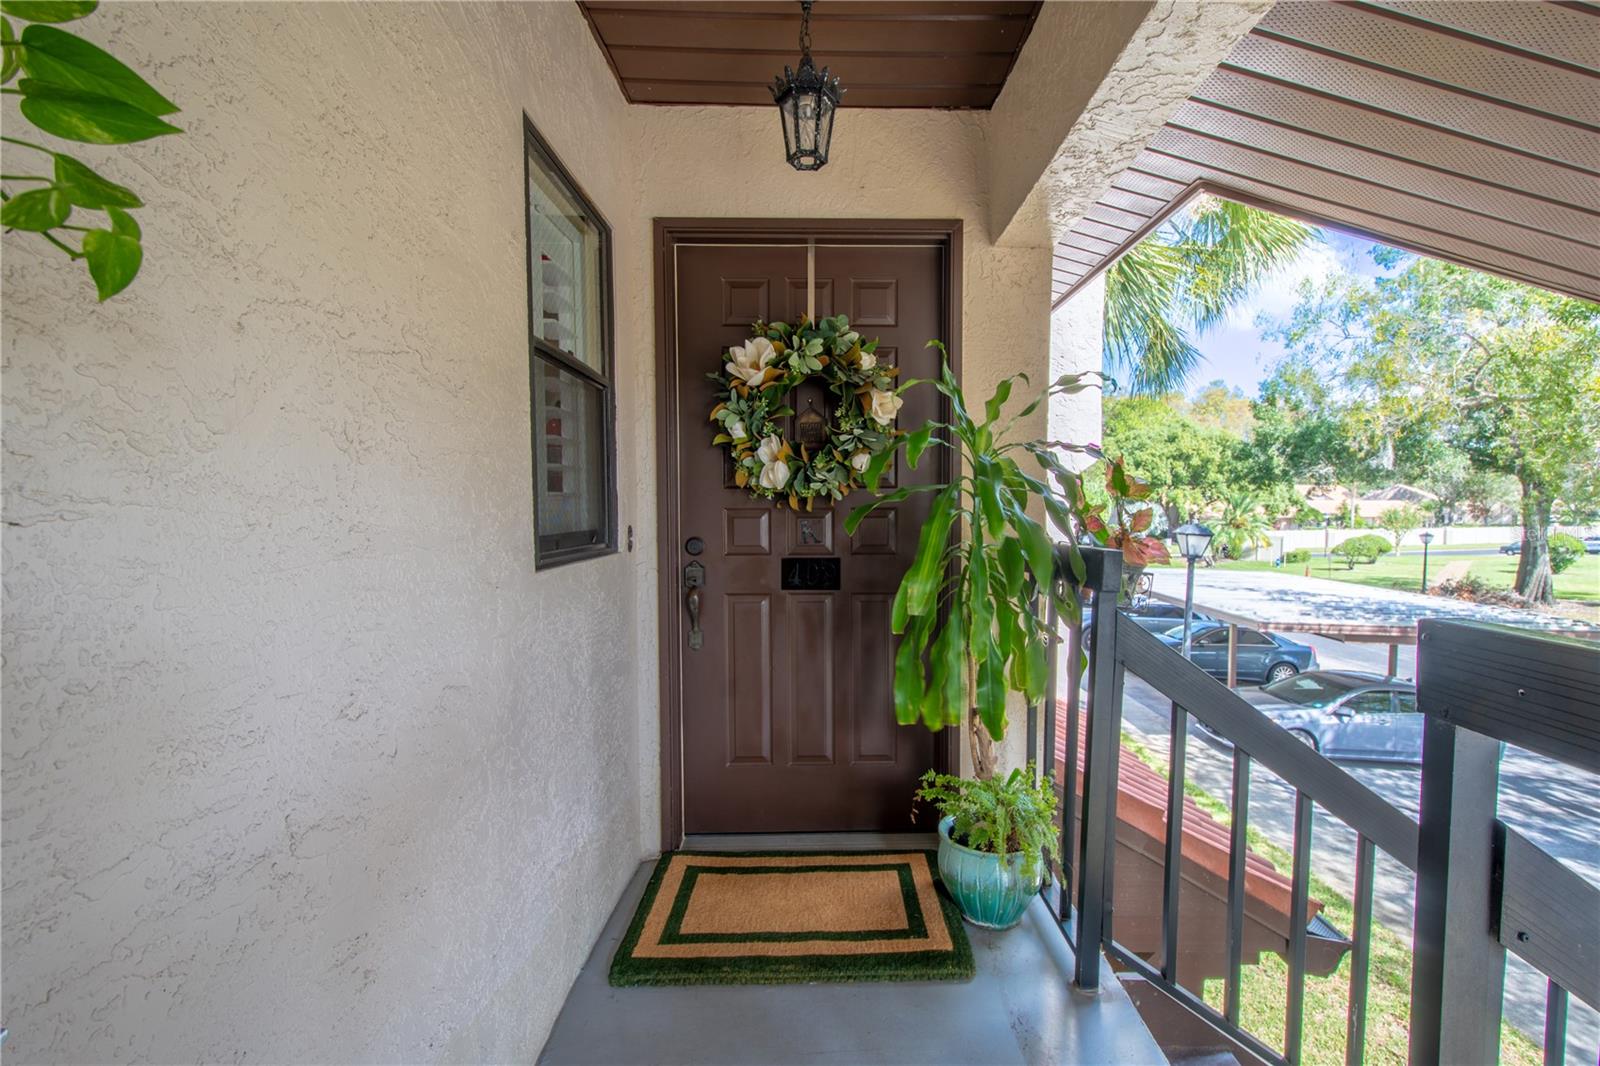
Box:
[846,343,1166,929]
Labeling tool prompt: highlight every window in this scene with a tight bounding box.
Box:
[524,116,615,567]
[1237,629,1274,646]
[1345,692,1395,716]
[1395,692,1418,715]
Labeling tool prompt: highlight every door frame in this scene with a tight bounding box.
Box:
[653,218,964,848]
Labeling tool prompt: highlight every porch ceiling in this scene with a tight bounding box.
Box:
[1052,0,1600,307]
[576,0,1042,108]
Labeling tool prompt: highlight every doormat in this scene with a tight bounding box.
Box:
[608,850,974,987]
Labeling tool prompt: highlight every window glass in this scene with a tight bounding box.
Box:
[525,118,614,568]
[1263,673,1360,706]
[527,157,603,371]
[1238,629,1274,646]
[533,360,606,553]
[1196,630,1227,646]
[1395,692,1418,714]
[1346,692,1394,716]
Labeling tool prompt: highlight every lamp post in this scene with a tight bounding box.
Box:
[1174,520,1214,660]
[1420,531,1435,592]
[1323,517,1332,577]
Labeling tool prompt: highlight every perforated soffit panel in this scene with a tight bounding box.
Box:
[1052,0,1600,308]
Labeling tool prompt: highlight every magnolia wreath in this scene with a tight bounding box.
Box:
[709,315,906,509]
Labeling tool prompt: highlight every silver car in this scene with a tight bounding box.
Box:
[1201,670,1423,764]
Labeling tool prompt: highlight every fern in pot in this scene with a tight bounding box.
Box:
[847,345,1160,928]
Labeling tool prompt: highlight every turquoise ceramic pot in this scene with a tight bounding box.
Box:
[936,815,1040,930]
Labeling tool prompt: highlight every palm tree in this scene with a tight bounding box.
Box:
[1103,196,1317,394]
[1214,490,1274,561]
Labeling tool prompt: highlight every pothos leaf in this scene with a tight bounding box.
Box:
[0,0,97,22]
[0,184,69,230]
[18,80,181,143]
[1,17,19,83]
[80,224,141,299]
[52,151,141,207]
[20,23,178,115]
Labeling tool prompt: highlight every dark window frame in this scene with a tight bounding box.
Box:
[523,114,617,569]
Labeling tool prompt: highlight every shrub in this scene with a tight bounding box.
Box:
[1549,532,1585,574]
[1284,548,1311,564]
[1435,575,1528,609]
[1331,534,1392,568]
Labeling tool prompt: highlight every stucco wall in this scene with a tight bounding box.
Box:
[2,3,651,1062]
[3,3,1097,1063]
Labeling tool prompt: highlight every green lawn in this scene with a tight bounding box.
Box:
[1215,549,1600,606]
[1117,733,1542,1066]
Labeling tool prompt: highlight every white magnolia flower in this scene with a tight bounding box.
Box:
[758,459,791,490]
[858,351,877,371]
[754,434,790,490]
[725,337,778,387]
[728,419,748,441]
[849,449,872,473]
[868,388,903,426]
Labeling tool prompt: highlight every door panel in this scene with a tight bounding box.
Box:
[675,241,945,833]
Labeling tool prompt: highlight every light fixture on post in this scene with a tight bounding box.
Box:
[1419,530,1435,592]
[770,0,841,172]
[1174,520,1214,660]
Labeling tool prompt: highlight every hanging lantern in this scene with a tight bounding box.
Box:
[770,1,842,172]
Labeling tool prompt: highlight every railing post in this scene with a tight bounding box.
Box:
[1408,713,1506,1065]
[1074,546,1123,992]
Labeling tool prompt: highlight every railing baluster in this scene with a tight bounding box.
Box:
[1285,791,1313,1064]
[1346,834,1375,1066]
[1060,617,1082,926]
[1543,980,1568,1066]
[1162,701,1187,985]
[1224,748,1250,1027]
[1074,550,1123,992]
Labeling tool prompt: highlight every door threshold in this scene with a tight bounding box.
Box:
[681,831,938,852]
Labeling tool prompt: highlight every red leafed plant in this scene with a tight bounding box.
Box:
[1070,458,1172,568]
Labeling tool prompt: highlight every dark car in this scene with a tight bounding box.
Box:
[1584,536,1600,555]
[1199,670,1422,763]
[1081,602,1215,650]
[1153,622,1318,684]
[1500,541,1522,555]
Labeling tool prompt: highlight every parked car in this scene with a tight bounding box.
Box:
[1198,670,1422,764]
[1584,536,1600,555]
[1081,602,1215,650]
[1153,622,1318,684]
[1500,541,1522,555]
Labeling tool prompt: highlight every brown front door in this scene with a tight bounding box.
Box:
[663,231,953,834]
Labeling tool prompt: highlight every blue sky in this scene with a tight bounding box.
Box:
[1180,226,1401,398]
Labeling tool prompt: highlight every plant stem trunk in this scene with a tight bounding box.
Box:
[966,654,996,781]
[1514,478,1555,605]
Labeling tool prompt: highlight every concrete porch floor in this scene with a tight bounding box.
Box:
[538,835,1167,1065]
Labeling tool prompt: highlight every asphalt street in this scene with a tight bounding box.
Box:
[1065,633,1600,1061]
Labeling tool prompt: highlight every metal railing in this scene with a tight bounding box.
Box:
[1044,545,1599,1065]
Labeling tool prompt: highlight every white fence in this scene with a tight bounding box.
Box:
[1255,524,1595,556]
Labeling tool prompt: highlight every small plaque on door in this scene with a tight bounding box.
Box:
[781,557,841,591]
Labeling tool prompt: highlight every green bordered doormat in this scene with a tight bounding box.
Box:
[608,850,974,987]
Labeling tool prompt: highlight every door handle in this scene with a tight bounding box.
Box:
[684,560,705,651]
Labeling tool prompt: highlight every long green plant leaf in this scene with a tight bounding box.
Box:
[20,23,179,114]
[0,0,96,22]
[18,80,180,142]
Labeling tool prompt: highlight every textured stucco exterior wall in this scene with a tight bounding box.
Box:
[1050,275,1108,471]
[3,3,653,1062]
[3,2,1121,1062]
[989,1,1269,246]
